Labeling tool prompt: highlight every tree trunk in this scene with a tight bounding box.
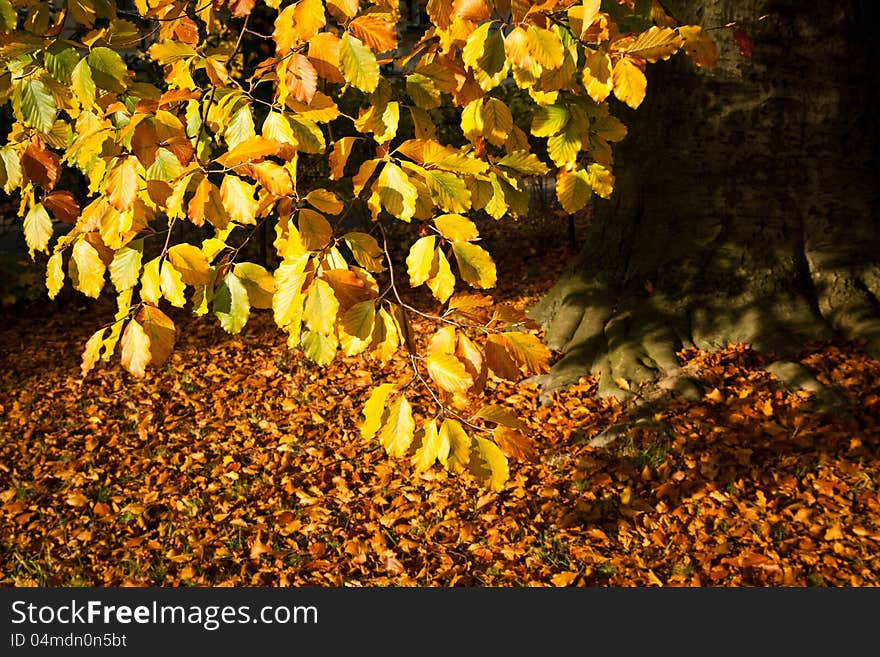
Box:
[529,0,880,400]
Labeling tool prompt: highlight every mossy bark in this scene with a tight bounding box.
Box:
[529,0,880,399]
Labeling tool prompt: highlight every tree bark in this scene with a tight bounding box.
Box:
[529,0,880,400]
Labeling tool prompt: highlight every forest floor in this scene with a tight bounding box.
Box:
[1,206,880,587]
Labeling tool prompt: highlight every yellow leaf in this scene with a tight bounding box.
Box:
[434,213,478,242]
[378,395,415,457]
[451,241,496,289]
[234,262,275,309]
[361,383,395,439]
[81,328,105,377]
[678,25,719,67]
[339,32,379,94]
[582,49,613,103]
[427,249,455,303]
[369,306,399,361]
[139,304,175,366]
[412,420,444,472]
[623,26,684,62]
[167,243,211,286]
[481,97,513,148]
[46,251,65,299]
[140,256,162,305]
[109,240,143,292]
[329,136,356,180]
[303,278,338,335]
[426,352,474,393]
[527,25,564,69]
[406,235,436,287]
[273,253,310,328]
[498,331,550,375]
[556,168,591,214]
[587,162,614,199]
[439,419,470,473]
[23,203,52,257]
[70,239,106,298]
[217,136,281,168]
[377,162,417,222]
[120,319,151,377]
[160,259,186,307]
[469,436,509,491]
[305,188,344,215]
[308,31,344,84]
[340,299,375,341]
[612,57,647,109]
[274,0,325,54]
[106,156,139,211]
[343,232,384,272]
[298,208,333,251]
[220,175,258,225]
[250,160,294,196]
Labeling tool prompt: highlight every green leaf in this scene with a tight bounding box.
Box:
[301,330,338,365]
[361,383,395,440]
[339,32,379,93]
[44,42,81,84]
[109,239,143,292]
[214,271,251,334]
[378,394,415,457]
[21,79,57,134]
[71,58,96,108]
[23,203,52,257]
[0,0,16,32]
[406,235,436,287]
[469,436,509,491]
[70,240,106,298]
[145,148,183,181]
[451,241,496,289]
[87,47,129,93]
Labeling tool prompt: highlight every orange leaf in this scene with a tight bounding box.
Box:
[349,16,398,54]
[286,53,319,105]
[21,139,60,190]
